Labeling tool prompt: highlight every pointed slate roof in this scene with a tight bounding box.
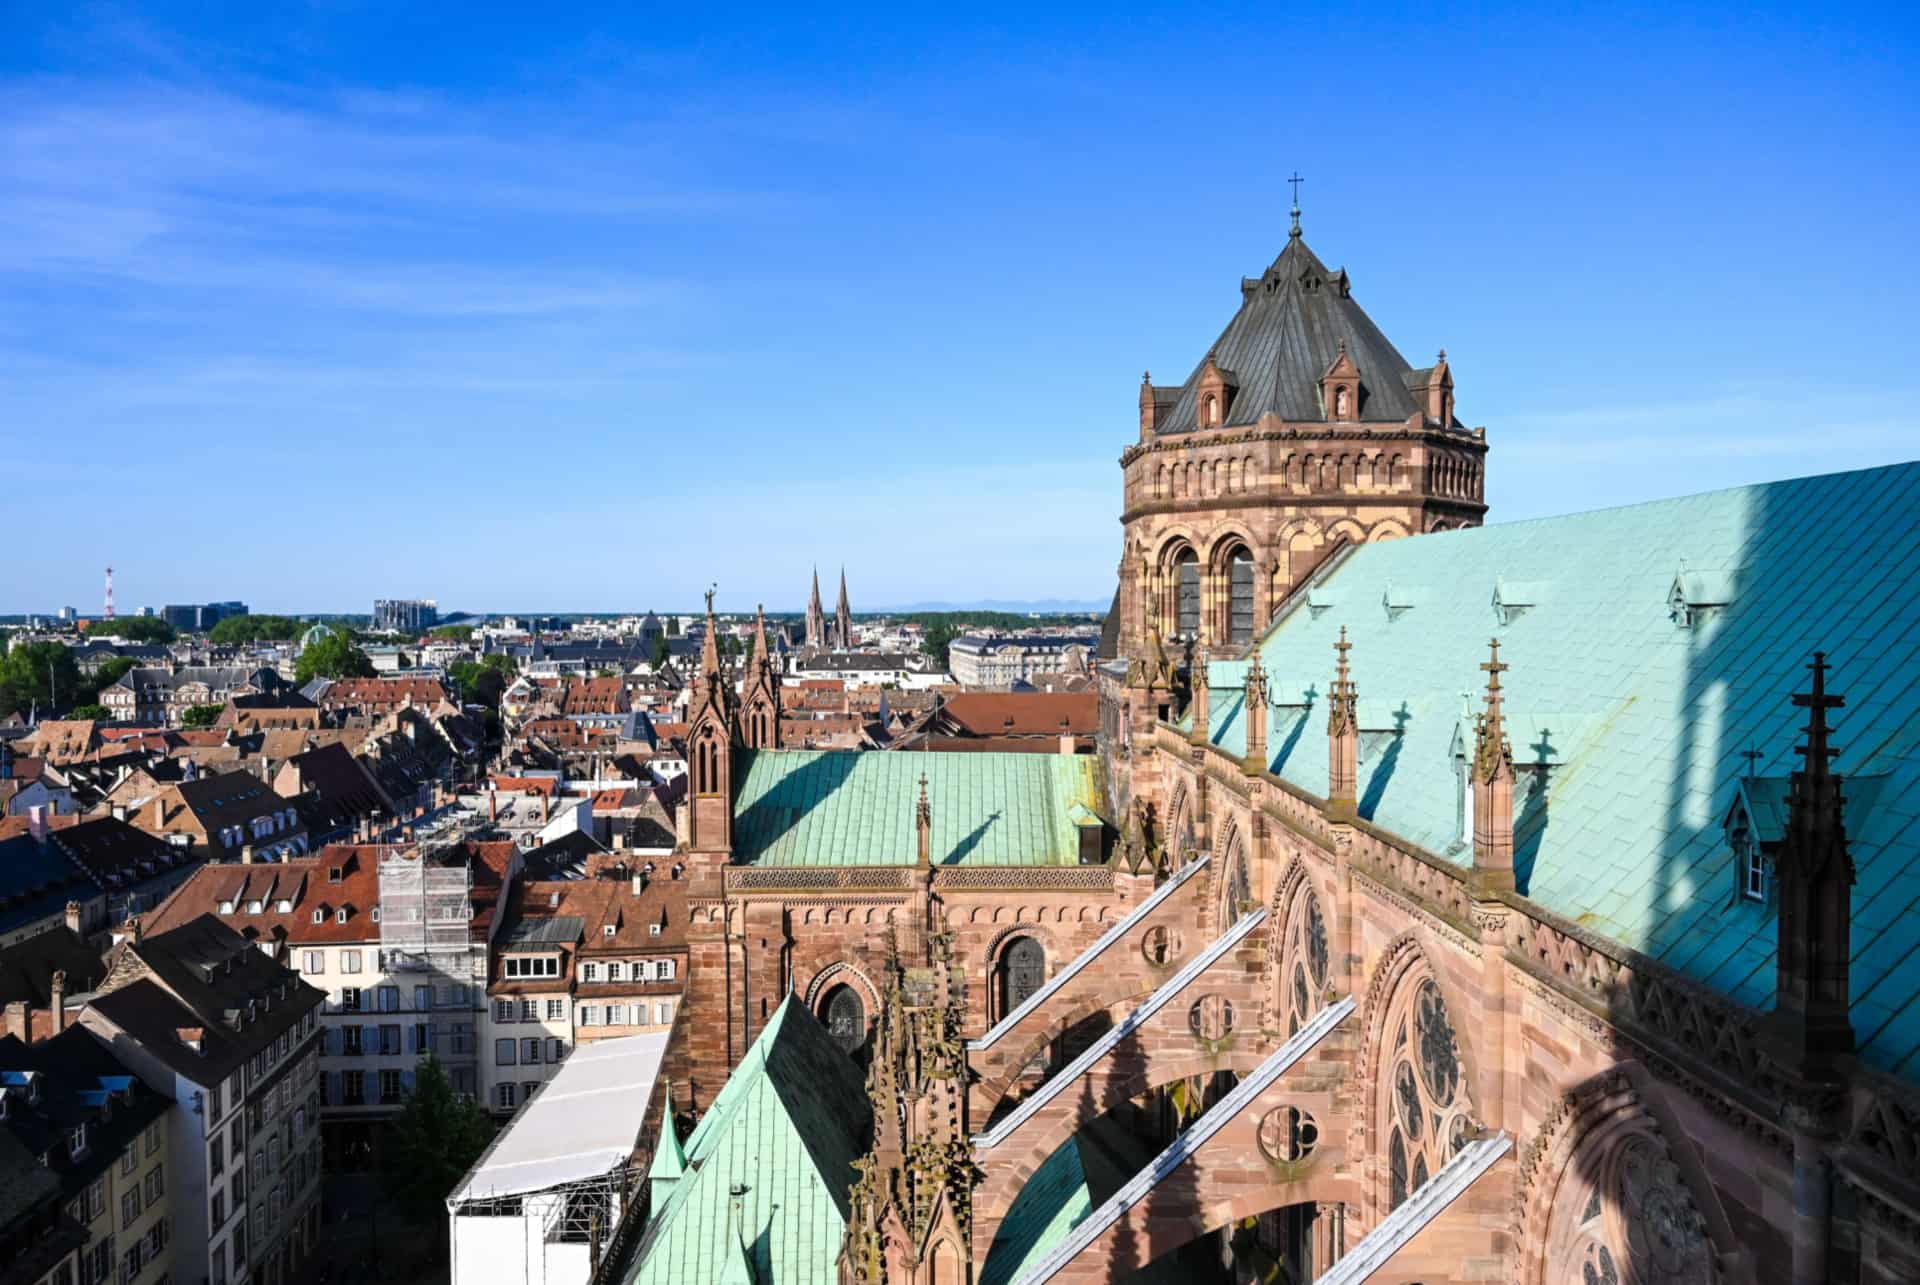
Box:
[1193,461,1920,1073]
[626,996,871,1285]
[1152,233,1433,433]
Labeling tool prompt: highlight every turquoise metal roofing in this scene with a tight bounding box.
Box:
[1198,462,1920,1073]
[626,996,870,1285]
[732,749,1102,867]
[979,1137,1093,1285]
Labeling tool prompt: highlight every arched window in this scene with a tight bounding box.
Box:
[1280,882,1330,1037]
[1174,549,1200,638]
[1334,385,1351,418]
[1381,977,1474,1212]
[1202,393,1220,427]
[1226,547,1255,644]
[999,937,1045,1019]
[823,984,866,1054]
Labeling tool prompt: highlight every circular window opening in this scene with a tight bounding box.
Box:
[1141,926,1184,967]
[1187,995,1236,1042]
[1258,1105,1320,1164]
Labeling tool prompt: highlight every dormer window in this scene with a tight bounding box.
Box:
[277,899,292,913]
[69,1124,89,1160]
[1669,569,1735,629]
[1201,393,1221,427]
[336,909,349,924]
[219,900,235,914]
[371,908,381,924]
[1320,340,1363,422]
[246,900,263,914]
[1735,820,1766,902]
[311,909,323,924]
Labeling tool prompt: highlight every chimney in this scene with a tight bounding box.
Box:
[1470,639,1516,894]
[1059,733,1075,756]
[50,971,66,1033]
[63,901,82,935]
[632,871,645,896]
[1326,627,1359,822]
[27,805,47,845]
[1241,653,1270,776]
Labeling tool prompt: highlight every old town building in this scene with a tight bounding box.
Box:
[636,214,1920,1285]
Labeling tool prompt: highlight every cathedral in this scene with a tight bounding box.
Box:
[627,210,1920,1285]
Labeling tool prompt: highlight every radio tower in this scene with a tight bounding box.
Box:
[104,566,115,620]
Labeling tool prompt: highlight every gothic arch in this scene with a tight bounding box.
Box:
[1515,1065,1733,1285]
[1355,933,1487,1222]
[1214,819,1252,930]
[1263,857,1333,1038]
[990,932,1051,1025]
[1165,784,1195,863]
[1325,517,1368,546]
[804,959,882,1016]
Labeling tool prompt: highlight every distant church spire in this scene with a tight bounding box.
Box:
[1288,170,1304,239]
[806,566,826,650]
[835,567,852,650]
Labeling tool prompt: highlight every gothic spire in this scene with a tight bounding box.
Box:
[835,568,852,649]
[1471,638,1517,892]
[648,1080,685,1192]
[1774,651,1855,1067]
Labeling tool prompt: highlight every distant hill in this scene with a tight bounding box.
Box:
[869,599,1107,615]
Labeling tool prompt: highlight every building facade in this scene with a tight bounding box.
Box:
[947,634,1098,688]
[373,600,439,634]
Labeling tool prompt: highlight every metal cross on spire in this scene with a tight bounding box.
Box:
[1288,171,1304,238]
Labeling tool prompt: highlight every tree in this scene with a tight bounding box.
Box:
[0,642,81,720]
[382,1056,494,1228]
[649,633,670,669]
[181,703,224,728]
[429,624,475,643]
[295,629,376,684]
[921,619,960,670]
[68,703,110,722]
[448,654,516,707]
[209,614,301,644]
[111,616,177,643]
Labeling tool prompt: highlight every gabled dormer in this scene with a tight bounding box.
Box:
[1669,568,1735,628]
[1195,352,1238,430]
[1321,339,1362,422]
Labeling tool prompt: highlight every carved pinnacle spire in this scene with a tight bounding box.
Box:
[1329,625,1358,736]
[1789,651,1850,880]
[1473,638,1513,784]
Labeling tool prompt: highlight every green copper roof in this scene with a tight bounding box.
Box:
[626,996,870,1285]
[648,1082,686,1187]
[732,749,1102,867]
[978,1135,1093,1285]
[1200,462,1920,1073]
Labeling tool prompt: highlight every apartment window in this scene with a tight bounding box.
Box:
[341,1071,365,1106]
[607,1003,627,1025]
[413,1023,431,1053]
[145,1218,167,1258]
[581,962,600,982]
[493,999,515,1023]
[518,999,538,1022]
[379,1025,401,1055]
[209,1080,224,1120]
[145,1165,165,1203]
[578,1005,601,1027]
[521,1080,540,1103]
[120,1147,138,1177]
[658,1002,673,1025]
[212,1188,226,1230]
[121,1186,142,1228]
[341,950,362,974]
[211,1245,227,1285]
[303,951,324,975]
[340,987,362,1013]
[606,961,625,982]
[85,1239,112,1285]
[379,1070,402,1104]
[378,986,400,1013]
[657,960,675,981]
[495,1039,517,1066]
[503,955,560,979]
[121,1242,145,1284]
[144,1121,162,1157]
[414,985,433,1011]
[449,1023,474,1055]
[496,1083,517,1110]
[342,1027,363,1057]
[545,999,564,1020]
[520,1037,541,1063]
[547,1038,566,1062]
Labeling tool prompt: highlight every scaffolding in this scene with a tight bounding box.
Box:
[378,810,487,1078]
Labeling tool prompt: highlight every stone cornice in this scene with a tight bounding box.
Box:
[1120,493,1489,524]
[1118,421,1489,469]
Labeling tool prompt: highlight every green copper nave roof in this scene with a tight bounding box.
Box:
[732,749,1102,867]
[1196,461,1920,1073]
[626,996,869,1285]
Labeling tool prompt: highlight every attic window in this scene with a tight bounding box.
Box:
[1382,584,1419,622]
[371,908,382,923]
[1492,580,1545,627]
[336,909,349,924]
[246,900,263,914]
[1669,570,1734,628]
[219,900,235,914]
[327,867,343,884]
[603,924,616,937]
[311,909,323,924]
[276,899,293,913]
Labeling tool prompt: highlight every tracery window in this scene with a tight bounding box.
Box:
[1280,883,1330,1037]
[1175,550,1201,638]
[1381,977,1473,1211]
[823,985,866,1055]
[1545,1130,1717,1284]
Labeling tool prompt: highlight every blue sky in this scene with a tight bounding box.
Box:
[3,2,1916,615]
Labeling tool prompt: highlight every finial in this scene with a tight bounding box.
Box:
[1437,347,1447,364]
[1335,625,1352,686]
[704,584,716,615]
[1287,171,1304,238]
[1142,370,1151,384]
[1337,336,1347,357]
